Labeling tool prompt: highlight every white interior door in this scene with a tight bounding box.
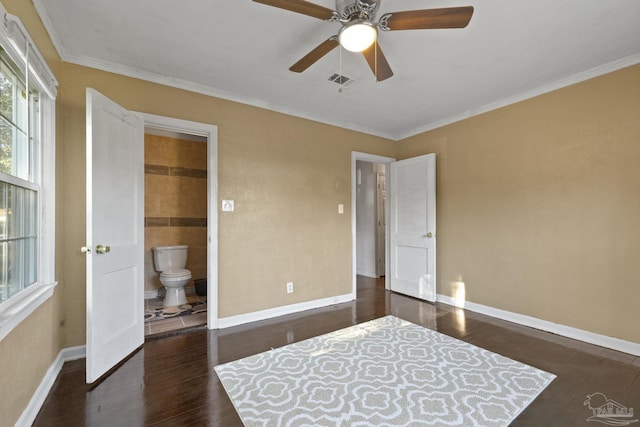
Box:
[85,88,144,383]
[389,154,436,301]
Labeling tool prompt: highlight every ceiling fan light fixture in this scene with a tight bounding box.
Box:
[338,20,377,52]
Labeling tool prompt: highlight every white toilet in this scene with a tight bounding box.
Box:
[152,245,192,307]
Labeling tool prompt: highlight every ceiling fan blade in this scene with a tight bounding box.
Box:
[253,0,335,20]
[290,36,339,73]
[380,6,474,31]
[362,43,393,82]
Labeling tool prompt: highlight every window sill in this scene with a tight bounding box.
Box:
[0,281,58,342]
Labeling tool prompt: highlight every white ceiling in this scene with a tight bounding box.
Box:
[34,0,640,140]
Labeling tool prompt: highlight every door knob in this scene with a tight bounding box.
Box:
[95,245,111,254]
[425,232,433,238]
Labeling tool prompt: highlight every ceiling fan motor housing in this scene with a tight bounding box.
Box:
[336,0,380,22]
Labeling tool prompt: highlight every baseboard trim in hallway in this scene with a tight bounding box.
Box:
[16,345,86,427]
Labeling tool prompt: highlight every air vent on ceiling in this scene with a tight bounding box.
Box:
[328,73,358,88]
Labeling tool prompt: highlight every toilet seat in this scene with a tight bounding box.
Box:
[160,269,191,279]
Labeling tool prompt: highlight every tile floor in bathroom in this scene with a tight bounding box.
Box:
[144,294,207,337]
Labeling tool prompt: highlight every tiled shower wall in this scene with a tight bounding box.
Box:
[144,134,207,295]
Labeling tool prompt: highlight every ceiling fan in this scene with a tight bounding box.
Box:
[253,0,474,82]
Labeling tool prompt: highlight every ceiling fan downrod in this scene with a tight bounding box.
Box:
[335,0,380,23]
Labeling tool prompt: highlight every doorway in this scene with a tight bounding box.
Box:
[139,113,218,333]
[355,160,386,279]
[351,152,395,296]
[351,152,437,303]
[142,128,208,336]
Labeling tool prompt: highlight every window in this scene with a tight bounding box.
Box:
[0,3,57,341]
[0,48,39,302]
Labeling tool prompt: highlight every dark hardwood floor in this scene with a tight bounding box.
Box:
[34,276,640,426]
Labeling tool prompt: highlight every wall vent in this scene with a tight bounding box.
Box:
[328,73,357,88]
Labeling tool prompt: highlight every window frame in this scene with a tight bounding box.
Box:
[0,3,57,342]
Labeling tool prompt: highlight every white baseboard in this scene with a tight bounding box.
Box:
[218,293,354,329]
[437,294,640,356]
[16,345,86,427]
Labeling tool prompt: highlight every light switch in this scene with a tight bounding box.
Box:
[338,204,344,214]
[222,200,234,212]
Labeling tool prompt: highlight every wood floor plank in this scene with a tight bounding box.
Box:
[33,276,640,426]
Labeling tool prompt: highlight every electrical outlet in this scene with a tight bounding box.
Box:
[286,281,294,294]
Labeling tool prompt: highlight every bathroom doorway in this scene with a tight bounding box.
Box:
[139,114,218,337]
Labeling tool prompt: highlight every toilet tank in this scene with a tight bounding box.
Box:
[152,245,189,272]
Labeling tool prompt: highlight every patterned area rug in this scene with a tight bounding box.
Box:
[215,315,555,427]
[144,298,207,323]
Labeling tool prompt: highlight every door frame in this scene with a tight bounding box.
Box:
[351,152,395,296]
[138,113,219,329]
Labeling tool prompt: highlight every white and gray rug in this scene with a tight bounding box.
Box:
[215,315,555,427]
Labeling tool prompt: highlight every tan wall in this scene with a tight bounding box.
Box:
[398,65,640,343]
[144,134,208,293]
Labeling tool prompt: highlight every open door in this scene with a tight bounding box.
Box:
[389,154,436,302]
[84,88,144,383]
